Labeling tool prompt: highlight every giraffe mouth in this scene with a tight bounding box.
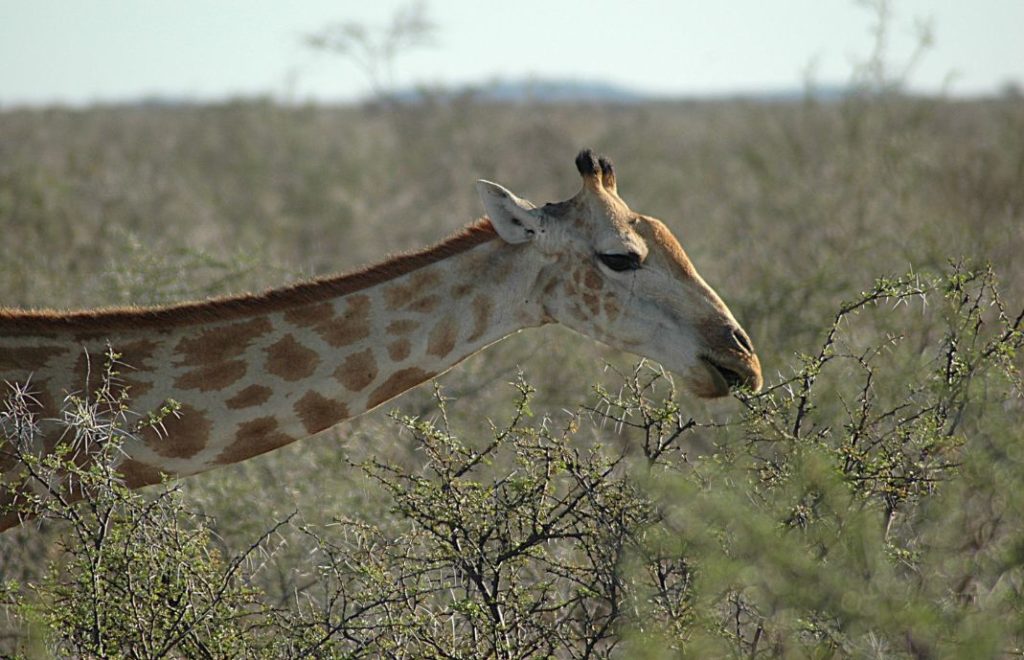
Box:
[700,356,745,391]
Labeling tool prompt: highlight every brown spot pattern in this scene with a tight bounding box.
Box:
[584,269,603,291]
[113,339,160,399]
[427,317,458,358]
[386,319,420,335]
[72,331,107,343]
[0,345,69,372]
[409,295,441,314]
[450,283,473,298]
[175,359,247,392]
[216,416,295,464]
[14,378,60,420]
[283,302,334,328]
[367,368,435,409]
[467,295,493,342]
[265,334,319,381]
[335,347,378,392]
[604,296,621,321]
[174,317,272,366]
[4,380,62,458]
[144,403,212,459]
[294,391,350,435]
[119,459,166,488]
[71,349,106,395]
[384,271,441,310]
[117,339,159,369]
[225,384,273,410]
[121,377,154,399]
[583,292,601,316]
[387,338,411,362]
[314,295,372,347]
[35,392,63,456]
[490,258,515,283]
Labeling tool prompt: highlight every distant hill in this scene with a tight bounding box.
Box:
[48,79,851,110]
[388,78,647,104]
[389,78,850,105]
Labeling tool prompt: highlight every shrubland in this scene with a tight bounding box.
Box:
[1,93,1022,656]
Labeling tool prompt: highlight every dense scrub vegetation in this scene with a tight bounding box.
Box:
[1,93,1022,656]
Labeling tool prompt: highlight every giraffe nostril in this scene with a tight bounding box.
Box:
[731,327,754,354]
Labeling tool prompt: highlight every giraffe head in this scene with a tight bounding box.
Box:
[477,149,762,398]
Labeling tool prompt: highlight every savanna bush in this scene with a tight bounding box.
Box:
[2,264,1021,658]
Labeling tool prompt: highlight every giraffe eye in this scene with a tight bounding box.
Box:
[597,252,641,272]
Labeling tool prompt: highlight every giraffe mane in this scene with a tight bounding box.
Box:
[0,219,498,334]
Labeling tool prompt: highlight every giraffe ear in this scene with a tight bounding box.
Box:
[475,180,541,244]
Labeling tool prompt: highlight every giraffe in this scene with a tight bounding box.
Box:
[0,150,761,532]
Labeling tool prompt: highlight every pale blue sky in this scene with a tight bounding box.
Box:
[1,0,1021,106]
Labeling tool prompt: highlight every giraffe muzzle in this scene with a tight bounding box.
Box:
[698,351,763,397]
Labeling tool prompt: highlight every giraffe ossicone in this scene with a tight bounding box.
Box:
[0,149,761,532]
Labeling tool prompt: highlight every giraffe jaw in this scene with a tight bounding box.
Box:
[702,356,744,389]
[694,353,763,398]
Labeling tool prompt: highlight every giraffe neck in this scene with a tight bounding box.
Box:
[0,224,549,487]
